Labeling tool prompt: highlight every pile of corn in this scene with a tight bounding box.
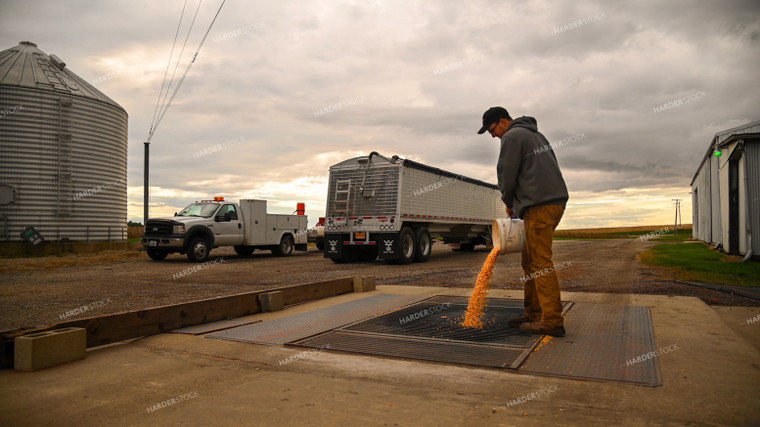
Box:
[462,247,501,328]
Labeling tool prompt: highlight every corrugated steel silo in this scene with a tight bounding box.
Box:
[0,41,128,242]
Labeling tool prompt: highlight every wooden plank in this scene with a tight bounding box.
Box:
[0,277,357,368]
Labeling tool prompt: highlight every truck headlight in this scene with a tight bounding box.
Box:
[173,224,185,234]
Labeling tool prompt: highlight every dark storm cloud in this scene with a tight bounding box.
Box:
[1,0,759,226]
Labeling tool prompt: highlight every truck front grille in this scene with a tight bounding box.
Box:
[144,221,172,236]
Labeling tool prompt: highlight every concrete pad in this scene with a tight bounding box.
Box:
[711,306,760,353]
[1,286,759,425]
[14,327,86,372]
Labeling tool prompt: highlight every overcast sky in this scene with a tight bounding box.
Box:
[2,0,759,229]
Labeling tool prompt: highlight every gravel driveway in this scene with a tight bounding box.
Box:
[1,239,757,331]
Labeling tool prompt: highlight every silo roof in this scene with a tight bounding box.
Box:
[0,41,126,113]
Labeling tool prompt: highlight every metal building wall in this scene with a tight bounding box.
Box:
[710,153,721,244]
[691,160,712,243]
[745,141,760,256]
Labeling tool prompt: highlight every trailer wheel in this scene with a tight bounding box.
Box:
[187,237,211,263]
[396,227,415,265]
[414,228,431,262]
[146,248,168,261]
[273,235,294,257]
[234,245,255,256]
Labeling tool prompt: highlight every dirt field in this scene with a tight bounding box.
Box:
[1,238,757,331]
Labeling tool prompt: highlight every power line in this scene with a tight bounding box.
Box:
[147,0,226,142]
[150,0,188,135]
[152,0,204,138]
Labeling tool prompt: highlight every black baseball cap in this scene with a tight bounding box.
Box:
[477,106,510,134]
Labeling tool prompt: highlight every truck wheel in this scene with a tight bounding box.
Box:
[397,227,415,265]
[273,235,294,257]
[316,239,324,251]
[187,237,211,263]
[234,245,255,256]
[414,228,431,262]
[146,248,168,261]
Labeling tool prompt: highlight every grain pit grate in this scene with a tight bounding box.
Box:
[290,296,573,369]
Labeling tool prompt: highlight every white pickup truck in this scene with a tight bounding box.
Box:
[142,198,308,262]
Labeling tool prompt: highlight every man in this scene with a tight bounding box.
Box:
[477,106,569,337]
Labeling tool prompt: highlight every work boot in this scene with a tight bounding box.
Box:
[508,314,539,328]
[519,321,565,337]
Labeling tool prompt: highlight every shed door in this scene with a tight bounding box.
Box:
[728,157,740,255]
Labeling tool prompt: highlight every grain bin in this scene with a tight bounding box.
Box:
[0,41,128,242]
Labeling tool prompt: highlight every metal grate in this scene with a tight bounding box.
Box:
[342,298,540,348]
[291,296,573,369]
[519,302,662,386]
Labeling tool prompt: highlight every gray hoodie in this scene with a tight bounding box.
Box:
[497,116,569,219]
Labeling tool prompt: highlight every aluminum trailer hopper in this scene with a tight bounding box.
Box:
[324,152,503,264]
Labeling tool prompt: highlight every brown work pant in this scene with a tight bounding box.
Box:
[521,205,565,328]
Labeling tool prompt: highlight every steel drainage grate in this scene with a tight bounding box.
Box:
[291,296,574,369]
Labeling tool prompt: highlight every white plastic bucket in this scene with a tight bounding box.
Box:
[492,218,526,254]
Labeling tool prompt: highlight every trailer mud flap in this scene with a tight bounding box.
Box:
[378,233,397,260]
[323,235,343,258]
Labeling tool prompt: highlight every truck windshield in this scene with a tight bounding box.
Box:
[177,203,220,218]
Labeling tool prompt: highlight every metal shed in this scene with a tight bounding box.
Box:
[690,120,760,259]
[0,41,128,243]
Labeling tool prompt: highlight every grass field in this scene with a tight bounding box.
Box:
[640,242,760,287]
[554,225,692,241]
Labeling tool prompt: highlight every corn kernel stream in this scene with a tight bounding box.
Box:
[462,247,501,328]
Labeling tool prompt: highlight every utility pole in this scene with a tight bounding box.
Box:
[672,199,682,235]
[144,141,150,224]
